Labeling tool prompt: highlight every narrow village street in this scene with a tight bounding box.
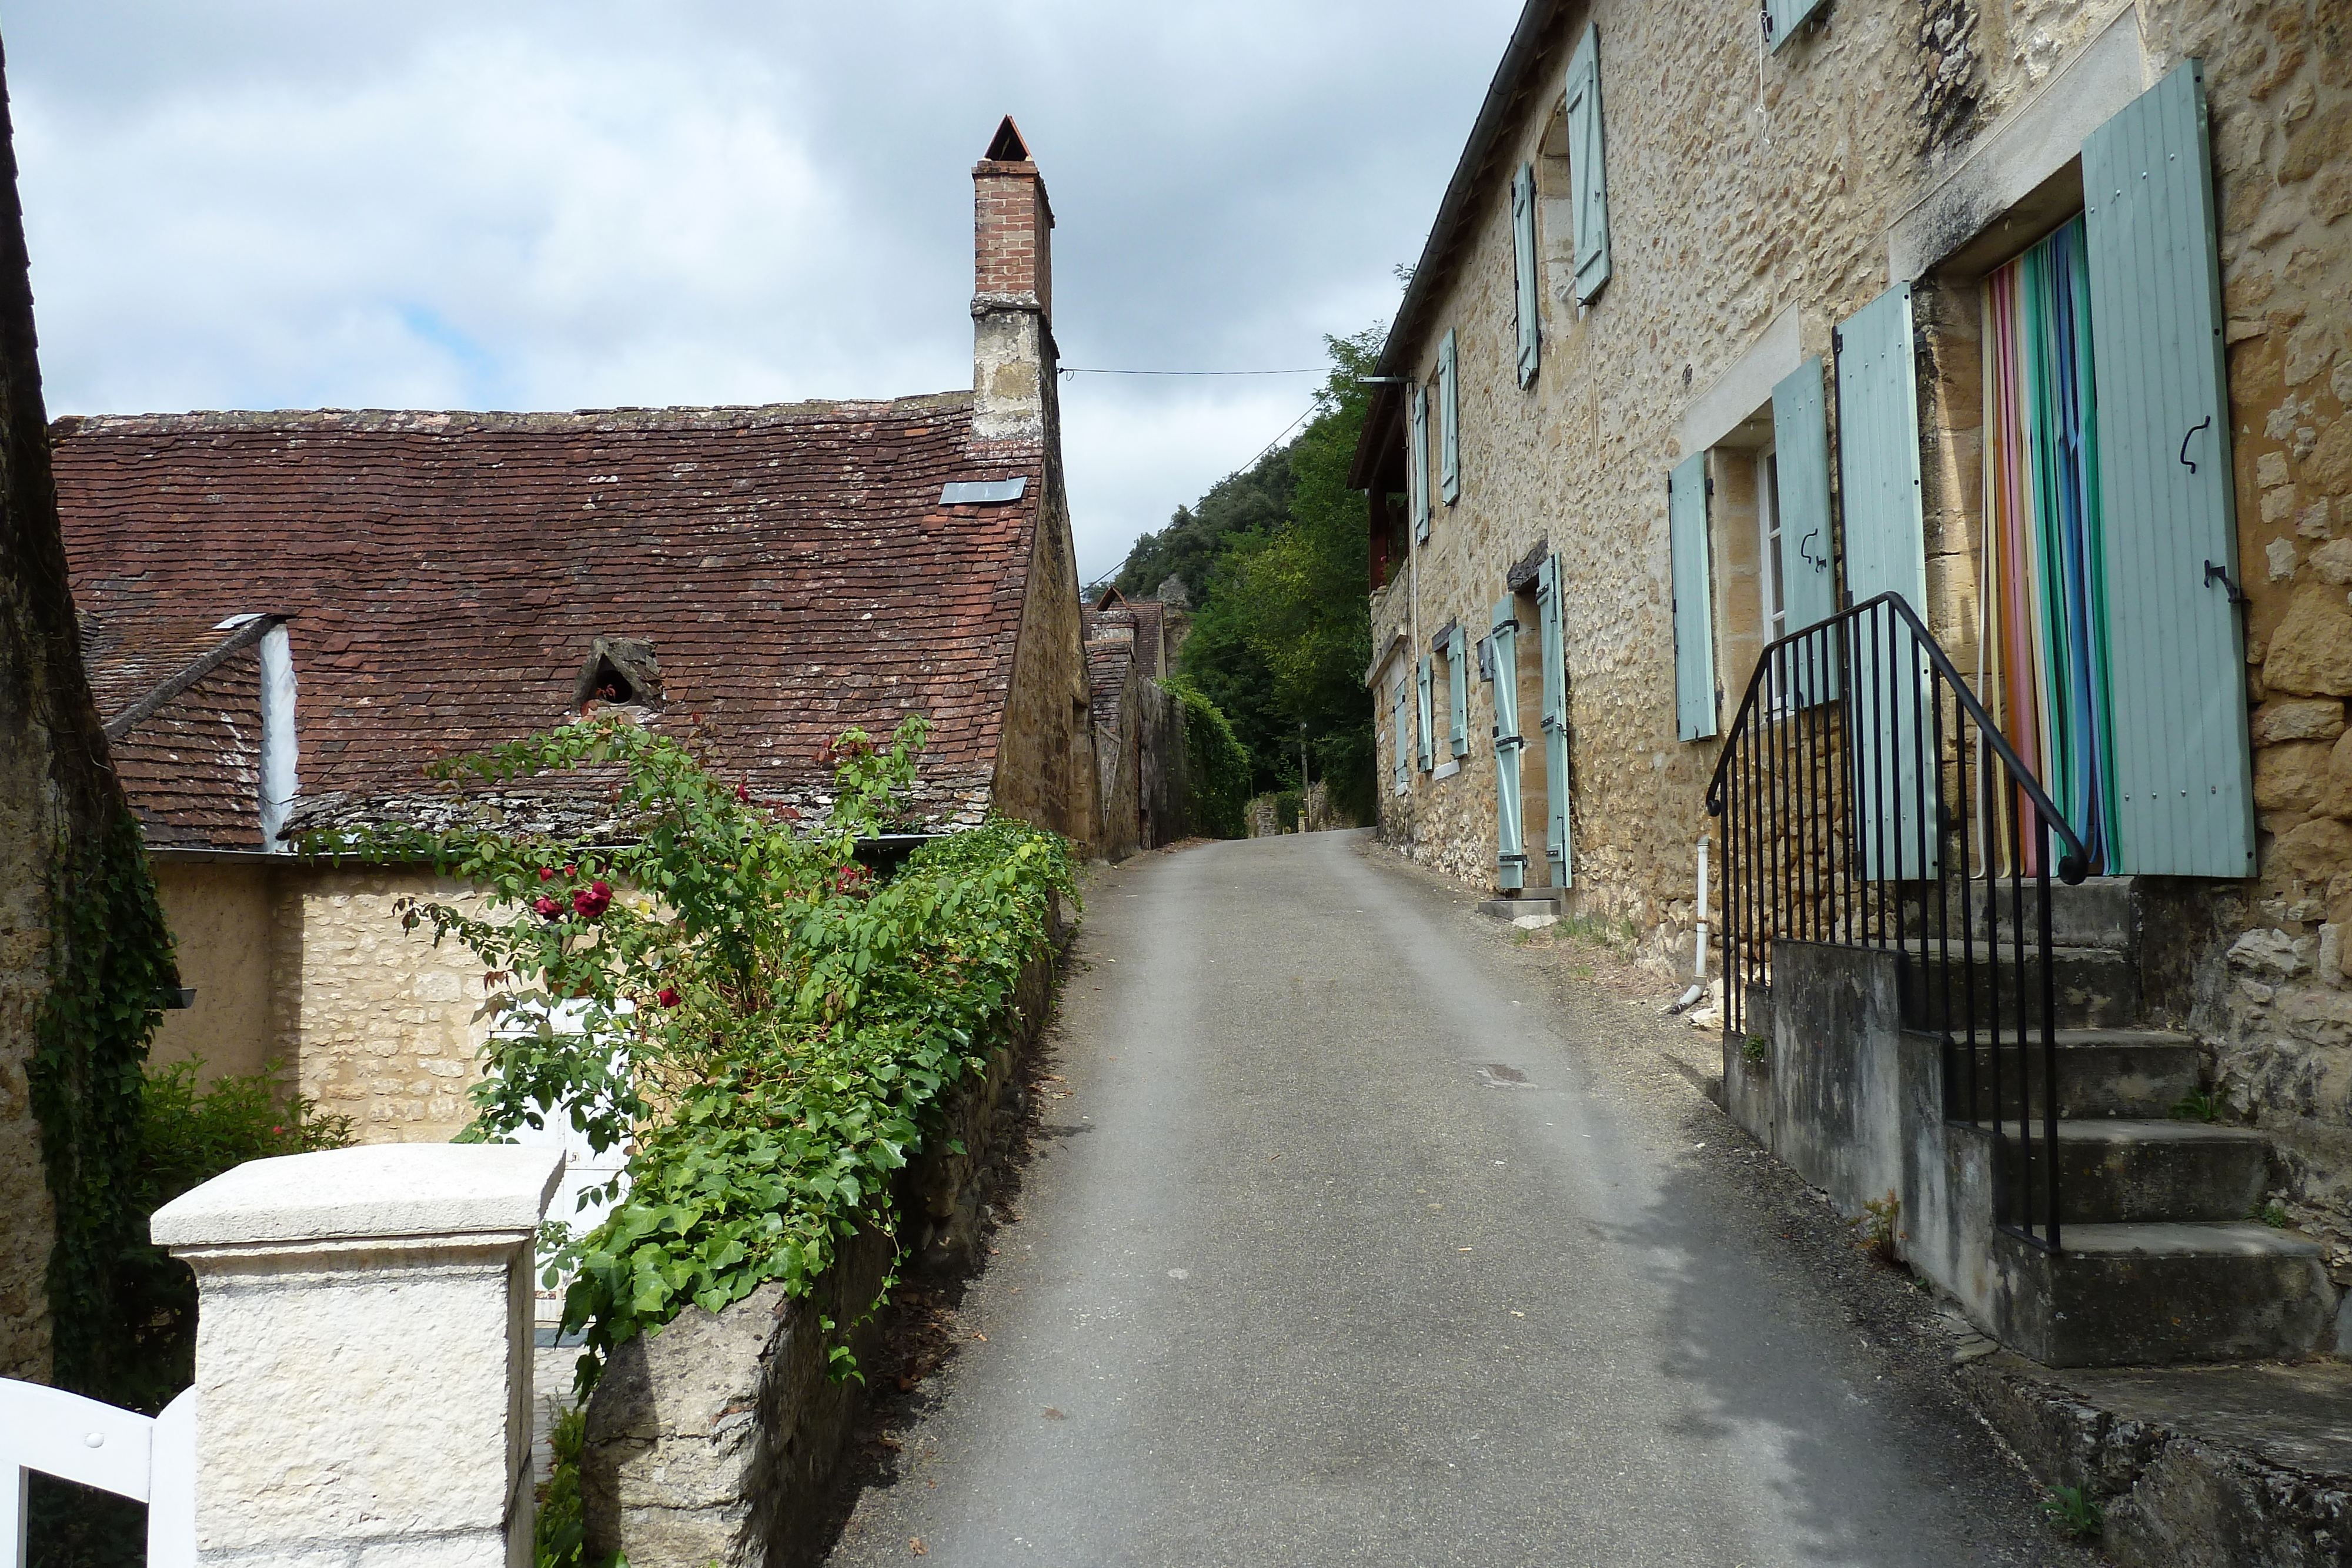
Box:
[826,831,2093,1567]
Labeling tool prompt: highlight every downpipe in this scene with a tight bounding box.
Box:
[1667,835,1710,1015]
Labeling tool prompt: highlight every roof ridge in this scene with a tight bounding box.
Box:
[52,390,981,439]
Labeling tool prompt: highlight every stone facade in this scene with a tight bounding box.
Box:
[1363,0,2352,1256]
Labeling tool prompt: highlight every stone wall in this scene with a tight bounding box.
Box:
[272,867,501,1144]
[583,945,1060,1568]
[148,858,278,1083]
[1371,0,2352,1252]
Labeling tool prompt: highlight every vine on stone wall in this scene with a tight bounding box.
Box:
[28,805,175,1406]
[1164,678,1251,838]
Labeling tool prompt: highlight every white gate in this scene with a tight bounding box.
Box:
[1,1379,195,1568]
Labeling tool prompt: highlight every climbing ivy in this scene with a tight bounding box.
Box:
[1162,677,1251,838]
[28,805,176,1407]
[325,713,1076,1393]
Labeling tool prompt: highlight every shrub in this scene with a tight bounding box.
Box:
[323,713,1075,1393]
[1163,679,1250,838]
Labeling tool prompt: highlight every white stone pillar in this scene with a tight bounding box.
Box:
[151,1145,563,1568]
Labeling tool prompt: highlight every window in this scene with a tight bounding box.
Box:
[1438,331,1461,506]
[1758,445,1785,647]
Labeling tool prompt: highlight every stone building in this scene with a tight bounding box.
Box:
[1081,583,1192,857]
[1355,0,2352,1359]
[58,119,1095,1144]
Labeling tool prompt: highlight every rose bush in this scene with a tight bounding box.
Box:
[316,713,1075,1392]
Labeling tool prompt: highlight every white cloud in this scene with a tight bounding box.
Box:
[4,0,1519,569]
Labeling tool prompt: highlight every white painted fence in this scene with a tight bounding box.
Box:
[0,1380,195,1568]
[4,1143,559,1567]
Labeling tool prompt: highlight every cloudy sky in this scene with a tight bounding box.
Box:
[3,2,1522,583]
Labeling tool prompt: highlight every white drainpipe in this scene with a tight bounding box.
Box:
[1695,834,1710,979]
[258,622,299,851]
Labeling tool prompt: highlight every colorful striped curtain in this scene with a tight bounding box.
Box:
[1980,218,2117,874]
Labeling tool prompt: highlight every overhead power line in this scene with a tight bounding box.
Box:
[1060,366,1324,376]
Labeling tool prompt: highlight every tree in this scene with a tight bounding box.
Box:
[1120,330,1379,821]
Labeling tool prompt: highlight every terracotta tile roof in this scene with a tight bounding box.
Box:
[57,394,1043,848]
[107,644,268,850]
[1084,640,1134,730]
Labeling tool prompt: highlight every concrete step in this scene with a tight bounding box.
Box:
[1994,1120,2271,1225]
[1897,941,2141,1031]
[1479,886,1568,919]
[1906,875,2140,953]
[1927,1028,2201,1119]
[1993,1221,2335,1367]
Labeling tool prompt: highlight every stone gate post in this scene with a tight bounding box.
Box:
[151,1144,563,1568]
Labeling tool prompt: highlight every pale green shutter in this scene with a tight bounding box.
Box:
[1438,331,1461,505]
[1392,679,1411,792]
[1766,0,1827,52]
[1669,454,1717,741]
[1836,285,1926,607]
[1409,383,1431,541]
[2084,61,2254,878]
[1491,597,1525,888]
[1416,656,1434,771]
[1536,554,1572,886]
[1512,164,1540,387]
[1836,284,1934,879]
[1563,24,1610,306]
[1447,623,1470,757]
[1772,355,1839,706]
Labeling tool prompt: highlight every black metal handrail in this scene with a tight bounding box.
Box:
[1705,592,2089,1251]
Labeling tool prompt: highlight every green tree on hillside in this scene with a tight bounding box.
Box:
[1121,330,1379,823]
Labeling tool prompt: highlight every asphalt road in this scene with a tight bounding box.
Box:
[823,830,2091,1567]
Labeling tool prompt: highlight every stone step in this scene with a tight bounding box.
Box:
[1923,1028,2201,1119]
[1897,941,2141,1032]
[1480,885,1569,920]
[1992,1221,2335,1367]
[1906,875,2140,953]
[1993,1120,2271,1225]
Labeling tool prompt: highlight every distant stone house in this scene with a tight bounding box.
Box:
[59,119,1095,1144]
[1081,582,1191,857]
[1352,0,2352,1366]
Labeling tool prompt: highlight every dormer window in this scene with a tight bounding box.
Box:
[573,637,663,710]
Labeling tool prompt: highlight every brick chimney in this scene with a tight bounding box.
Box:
[972,116,1055,442]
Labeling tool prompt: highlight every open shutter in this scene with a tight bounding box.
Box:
[1563,24,1610,306]
[1836,283,1935,878]
[1536,554,1573,886]
[1491,597,1525,889]
[2084,61,2253,878]
[1392,680,1411,794]
[1765,0,1828,52]
[1438,331,1461,505]
[1512,164,1541,387]
[1416,656,1435,771]
[1772,355,1840,706]
[1447,624,1470,757]
[1409,384,1431,541]
[1669,454,1717,741]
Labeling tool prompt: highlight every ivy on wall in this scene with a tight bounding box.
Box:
[1164,678,1251,839]
[29,806,175,1406]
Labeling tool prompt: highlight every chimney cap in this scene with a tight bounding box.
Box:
[984,116,1032,162]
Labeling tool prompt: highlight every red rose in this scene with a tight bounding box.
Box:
[657,987,681,1008]
[736,783,750,803]
[563,864,577,877]
[538,867,555,881]
[533,895,562,920]
[572,880,613,919]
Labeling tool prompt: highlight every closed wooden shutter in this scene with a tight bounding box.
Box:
[1490,597,1525,888]
[1448,623,1470,757]
[1439,331,1461,506]
[1836,283,1935,878]
[1409,383,1431,541]
[1564,24,1611,306]
[1669,454,1718,741]
[1512,164,1540,388]
[1536,554,1573,886]
[1772,355,1840,706]
[1416,656,1435,771]
[1392,679,1409,792]
[1766,0,1827,52]
[2084,61,2254,878]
